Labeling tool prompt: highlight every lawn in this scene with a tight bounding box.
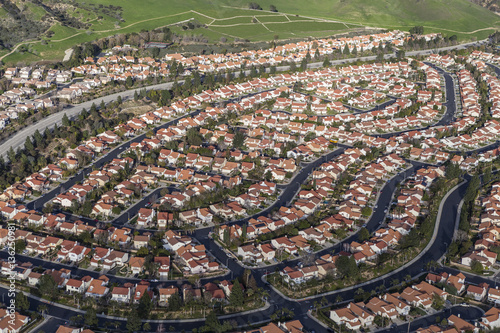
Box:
[2,0,499,65]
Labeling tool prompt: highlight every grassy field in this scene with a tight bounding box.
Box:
[2,0,499,65]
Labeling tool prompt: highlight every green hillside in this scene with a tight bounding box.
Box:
[255,0,500,34]
[1,0,499,65]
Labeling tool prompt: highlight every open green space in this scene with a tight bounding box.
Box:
[1,0,499,65]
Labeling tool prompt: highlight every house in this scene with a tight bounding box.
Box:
[448,314,478,333]
[129,257,145,275]
[154,257,171,279]
[238,244,264,263]
[133,234,150,249]
[65,279,85,293]
[488,287,500,305]
[159,286,178,306]
[467,283,489,301]
[482,307,500,329]
[137,208,155,227]
[85,278,109,298]
[330,302,374,330]
[0,311,28,333]
[111,286,132,303]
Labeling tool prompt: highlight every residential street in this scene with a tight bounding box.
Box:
[2,38,496,332]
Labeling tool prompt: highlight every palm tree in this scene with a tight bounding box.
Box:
[259,288,269,300]
[335,295,343,304]
[391,278,399,287]
[426,260,438,271]
[37,304,47,317]
[355,287,364,296]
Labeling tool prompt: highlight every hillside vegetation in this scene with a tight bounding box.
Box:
[468,0,500,14]
[249,0,500,33]
[1,0,499,65]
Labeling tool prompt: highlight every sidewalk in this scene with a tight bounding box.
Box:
[265,179,467,302]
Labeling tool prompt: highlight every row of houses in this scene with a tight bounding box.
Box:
[90,31,412,76]
[460,181,500,270]
[163,230,221,275]
[331,281,447,330]
[0,260,183,307]
[425,271,499,304]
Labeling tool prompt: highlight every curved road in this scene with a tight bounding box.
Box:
[3,173,470,332]
[0,40,486,159]
[2,39,494,331]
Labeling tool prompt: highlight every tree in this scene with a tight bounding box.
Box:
[484,166,492,184]
[168,292,182,311]
[323,57,330,67]
[134,90,139,101]
[229,278,244,308]
[126,310,141,332]
[15,292,29,312]
[82,201,92,216]
[62,113,70,127]
[137,247,149,257]
[137,293,152,318]
[24,137,34,152]
[336,255,359,280]
[470,259,483,274]
[269,4,278,12]
[14,240,26,253]
[223,228,230,246]
[233,131,246,149]
[464,175,480,202]
[409,26,424,35]
[248,2,262,10]
[7,147,15,161]
[38,275,57,298]
[300,57,308,71]
[84,307,98,327]
[186,128,203,146]
[112,206,122,215]
[431,294,445,310]
[445,162,460,179]
[241,224,247,241]
[314,48,320,59]
[361,206,372,217]
[126,76,134,87]
[358,227,370,242]
[37,304,47,317]
[204,311,221,332]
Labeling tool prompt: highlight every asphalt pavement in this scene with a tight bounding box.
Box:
[1,39,495,332]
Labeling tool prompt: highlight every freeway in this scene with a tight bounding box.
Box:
[0,39,486,159]
[0,80,184,160]
[3,39,496,332]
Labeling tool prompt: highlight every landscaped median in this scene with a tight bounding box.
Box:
[264,173,463,300]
